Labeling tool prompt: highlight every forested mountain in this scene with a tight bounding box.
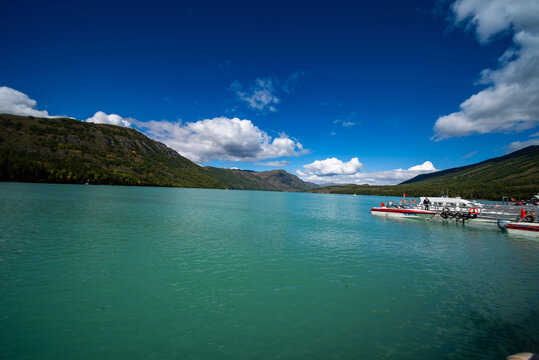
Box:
[402,145,538,186]
[0,114,225,188]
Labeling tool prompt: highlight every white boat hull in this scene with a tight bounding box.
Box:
[504,222,539,239]
[372,207,504,227]
[433,215,499,226]
[371,207,437,220]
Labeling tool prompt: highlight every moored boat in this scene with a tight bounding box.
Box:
[503,221,539,239]
[371,196,482,221]
[500,208,538,239]
[371,201,437,220]
[372,196,534,228]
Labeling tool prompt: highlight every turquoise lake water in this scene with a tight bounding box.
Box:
[1,183,538,359]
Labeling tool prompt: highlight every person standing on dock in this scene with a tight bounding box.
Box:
[423,197,431,210]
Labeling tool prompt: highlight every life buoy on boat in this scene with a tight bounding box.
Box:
[411,199,416,204]
[468,207,479,215]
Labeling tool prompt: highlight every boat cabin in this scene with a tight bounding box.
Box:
[418,197,482,211]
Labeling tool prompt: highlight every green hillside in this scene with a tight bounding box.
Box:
[204,167,281,191]
[205,167,319,192]
[252,169,319,192]
[0,114,226,188]
[311,146,539,200]
[401,145,538,185]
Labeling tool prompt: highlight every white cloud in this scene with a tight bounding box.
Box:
[433,0,539,140]
[452,0,539,43]
[137,116,307,164]
[334,112,358,128]
[334,119,356,127]
[296,159,438,186]
[0,86,58,118]
[85,111,134,127]
[296,157,364,177]
[255,160,291,167]
[407,161,436,171]
[231,78,280,112]
[504,138,539,152]
[504,131,539,152]
[231,72,305,113]
[86,110,308,165]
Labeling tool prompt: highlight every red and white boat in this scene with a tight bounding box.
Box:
[371,201,437,219]
[503,222,539,239]
[371,196,482,220]
[500,208,539,239]
[372,197,538,230]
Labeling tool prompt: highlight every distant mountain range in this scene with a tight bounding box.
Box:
[205,167,319,192]
[0,114,316,192]
[311,145,539,200]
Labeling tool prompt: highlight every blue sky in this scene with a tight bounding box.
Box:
[1,0,538,184]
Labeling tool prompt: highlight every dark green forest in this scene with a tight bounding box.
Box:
[0,114,225,189]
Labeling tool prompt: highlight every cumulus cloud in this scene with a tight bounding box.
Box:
[85,111,134,127]
[297,157,364,177]
[296,159,438,186]
[82,109,307,165]
[231,72,305,113]
[407,161,437,171]
[0,86,58,118]
[137,116,307,164]
[433,0,539,140]
[255,160,291,167]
